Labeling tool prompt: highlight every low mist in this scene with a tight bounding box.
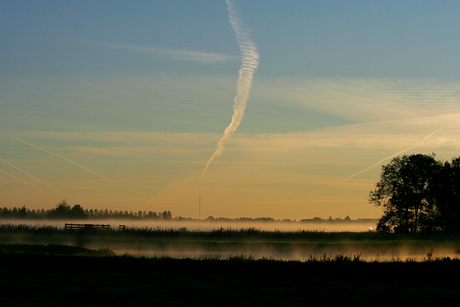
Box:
[2,219,458,261]
[0,219,377,232]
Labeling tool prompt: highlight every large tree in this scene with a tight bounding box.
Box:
[369,154,442,233]
[434,157,460,232]
[47,200,71,219]
[47,200,88,219]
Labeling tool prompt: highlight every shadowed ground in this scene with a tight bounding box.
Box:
[0,244,460,307]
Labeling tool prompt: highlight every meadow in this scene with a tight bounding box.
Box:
[1,243,460,307]
[1,223,460,306]
[1,222,459,261]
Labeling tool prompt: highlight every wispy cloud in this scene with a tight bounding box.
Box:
[16,115,459,158]
[1,132,107,179]
[69,146,205,157]
[252,77,460,123]
[197,0,260,186]
[86,40,240,63]
[224,115,457,153]
[0,169,36,186]
[341,127,444,181]
[0,158,65,196]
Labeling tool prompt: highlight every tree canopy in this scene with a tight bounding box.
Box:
[369,153,460,233]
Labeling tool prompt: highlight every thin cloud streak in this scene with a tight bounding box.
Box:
[0,169,36,186]
[196,0,260,187]
[0,158,65,196]
[1,132,107,179]
[341,128,444,181]
[69,186,165,189]
[252,78,460,123]
[87,41,240,63]
[26,114,458,159]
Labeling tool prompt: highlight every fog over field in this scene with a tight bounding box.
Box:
[111,243,460,262]
[2,219,459,262]
[0,219,376,232]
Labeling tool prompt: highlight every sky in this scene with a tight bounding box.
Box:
[2,0,460,220]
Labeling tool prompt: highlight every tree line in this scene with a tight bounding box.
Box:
[1,200,374,223]
[0,200,172,220]
[201,215,374,223]
[370,153,460,233]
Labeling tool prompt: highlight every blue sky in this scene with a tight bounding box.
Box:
[1,0,460,219]
[4,1,460,78]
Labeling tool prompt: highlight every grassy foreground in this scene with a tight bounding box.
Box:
[3,223,460,261]
[1,244,460,307]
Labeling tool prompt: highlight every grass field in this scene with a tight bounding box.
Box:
[1,224,460,306]
[1,243,460,307]
[1,223,460,260]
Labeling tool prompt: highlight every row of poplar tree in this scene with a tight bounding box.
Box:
[370,153,460,233]
[0,200,172,220]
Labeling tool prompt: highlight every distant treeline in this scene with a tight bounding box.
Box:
[195,215,376,224]
[1,200,377,223]
[0,200,172,220]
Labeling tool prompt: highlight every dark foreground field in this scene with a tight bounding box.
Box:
[1,244,460,307]
[2,223,460,260]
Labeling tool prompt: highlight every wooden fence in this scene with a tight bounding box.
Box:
[65,223,111,231]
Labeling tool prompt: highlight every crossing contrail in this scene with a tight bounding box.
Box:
[195,0,259,188]
[341,128,444,181]
[0,132,107,179]
[0,169,37,186]
[0,158,66,196]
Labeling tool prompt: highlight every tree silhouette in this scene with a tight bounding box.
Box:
[369,154,442,233]
[434,157,460,232]
[70,204,87,219]
[18,206,28,219]
[47,200,71,219]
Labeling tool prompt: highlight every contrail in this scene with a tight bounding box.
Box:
[195,0,259,188]
[0,158,66,196]
[341,128,444,181]
[0,169,37,186]
[0,132,107,179]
